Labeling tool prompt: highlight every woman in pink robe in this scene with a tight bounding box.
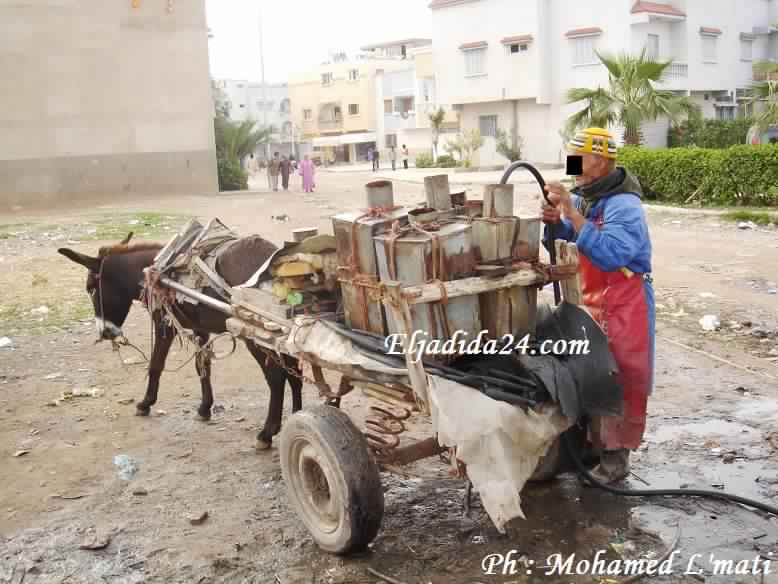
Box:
[299,155,315,193]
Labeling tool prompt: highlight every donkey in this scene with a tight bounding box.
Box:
[58,233,302,449]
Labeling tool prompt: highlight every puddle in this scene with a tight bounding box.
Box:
[648,419,760,444]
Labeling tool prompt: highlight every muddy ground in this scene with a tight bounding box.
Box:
[1,170,777,584]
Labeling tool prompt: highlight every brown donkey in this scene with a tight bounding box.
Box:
[58,233,302,449]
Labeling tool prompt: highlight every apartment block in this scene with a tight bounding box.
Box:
[429,0,777,165]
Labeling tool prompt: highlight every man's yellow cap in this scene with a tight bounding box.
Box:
[567,127,618,160]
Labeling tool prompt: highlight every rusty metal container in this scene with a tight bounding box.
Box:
[373,223,481,362]
[471,217,519,263]
[333,200,408,334]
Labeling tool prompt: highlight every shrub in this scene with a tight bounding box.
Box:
[619,145,778,206]
[669,118,752,149]
[217,158,248,191]
[436,154,459,168]
[495,129,523,162]
[415,152,434,168]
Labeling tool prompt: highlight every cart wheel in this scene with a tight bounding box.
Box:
[280,405,384,555]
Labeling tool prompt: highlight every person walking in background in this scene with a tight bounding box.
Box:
[299,154,316,193]
[367,147,374,171]
[247,153,258,178]
[373,148,380,171]
[390,146,397,171]
[269,152,281,192]
[402,144,409,169]
[280,155,291,191]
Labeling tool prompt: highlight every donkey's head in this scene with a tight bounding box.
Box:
[58,233,155,341]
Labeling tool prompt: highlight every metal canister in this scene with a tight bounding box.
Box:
[333,207,408,335]
[373,222,480,362]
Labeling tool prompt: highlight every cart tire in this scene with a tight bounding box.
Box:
[280,405,384,555]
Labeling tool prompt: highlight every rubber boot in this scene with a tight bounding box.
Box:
[588,449,630,484]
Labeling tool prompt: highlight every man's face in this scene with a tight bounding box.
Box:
[573,152,611,187]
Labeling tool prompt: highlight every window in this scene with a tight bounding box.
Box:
[384,99,393,114]
[572,36,597,66]
[385,134,397,148]
[703,36,717,62]
[741,39,753,61]
[239,104,245,108]
[322,72,333,86]
[464,48,487,77]
[333,106,342,120]
[348,69,359,81]
[646,34,659,59]
[509,43,529,54]
[478,115,498,138]
[348,103,359,115]
[717,106,735,121]
[303,109,312,121]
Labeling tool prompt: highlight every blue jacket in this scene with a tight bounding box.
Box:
[545,193,652,274]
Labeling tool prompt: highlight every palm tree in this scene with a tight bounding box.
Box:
[428,107,446,162]
[566,50,700,145]
[750,61,778,135]
[215,118,274,163]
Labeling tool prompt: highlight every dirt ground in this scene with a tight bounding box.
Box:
[1,169,778,584]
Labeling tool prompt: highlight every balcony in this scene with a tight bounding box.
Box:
[659,62,688,89]
[318,117,343,132]
[384,112,417,132]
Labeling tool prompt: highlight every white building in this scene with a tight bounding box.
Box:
[429,0,778,166]
[213,80,296,159]
[373,42,461,162]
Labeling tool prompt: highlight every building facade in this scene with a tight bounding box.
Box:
[288,51,413,164]
[213,80,296,159]
[374,44,460,162]
[429,0,777,165]
[1,0,217,209]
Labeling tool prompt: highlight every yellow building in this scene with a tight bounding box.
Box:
[289,46,425,164]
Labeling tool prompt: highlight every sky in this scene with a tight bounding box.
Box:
[205,0,433,84]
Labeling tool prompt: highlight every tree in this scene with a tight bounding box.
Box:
[444,129,483,167]
[213,117,273,191]
[565,50,700,145]
[495,129,523,162]
[750,61,778,135]
[428,107,446,162]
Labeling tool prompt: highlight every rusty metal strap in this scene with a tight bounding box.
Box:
[311,364,333,396]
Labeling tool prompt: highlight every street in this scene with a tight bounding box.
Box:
[1,169,777,584]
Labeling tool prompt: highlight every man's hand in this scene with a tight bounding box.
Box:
[544,182,586,232]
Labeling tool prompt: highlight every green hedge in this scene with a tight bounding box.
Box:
[668,118,752,149]
[415,152,434,168]
[620,145,778,206]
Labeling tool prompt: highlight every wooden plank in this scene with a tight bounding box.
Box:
[423,175,452,211]
[231,288,294,325]
[402,269,544,305]
[382,281,429,412]
[555,240,582,305]
[517,217,541,260]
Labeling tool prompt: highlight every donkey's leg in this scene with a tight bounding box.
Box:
[194,332,214,421]
[245,341,286,450]
[284,355,303,413]
[137,313,176,416]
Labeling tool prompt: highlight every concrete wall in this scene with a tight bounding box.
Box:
[0,0,217,210]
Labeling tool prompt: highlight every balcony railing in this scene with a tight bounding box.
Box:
[318,118,343,131]
[661,62,688,81]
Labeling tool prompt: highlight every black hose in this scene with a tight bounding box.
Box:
[499,161,561,304]
[562,434,778,517]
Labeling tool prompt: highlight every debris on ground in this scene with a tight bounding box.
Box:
[113,454,140,481]
[132,487,148,496]
[188,511,209,525]
[69,387,105,398]
[0,337,13,349]
[117,398,134,405]
[30,306,50,316]
[13,450,31,458]
[212,404,226,414]
[271,214,290,223]
[79,533,112,550]
[43,372,63,381]
[699,315,720,332]
[699,292,716,299]
[738,221,757,230]
[767,432,778,451]
[751,328,771,339]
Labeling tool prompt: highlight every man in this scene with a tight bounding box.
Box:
[280,155,291,191]
[269,152,281,192]
[390,146,397,171]
[402,144,409,169]
[542,127,655,484]
[373,148,380,171]
[367,147,374,170]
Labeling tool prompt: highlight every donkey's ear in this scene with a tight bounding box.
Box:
[58,248,101,272]
[119,232,134,245]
